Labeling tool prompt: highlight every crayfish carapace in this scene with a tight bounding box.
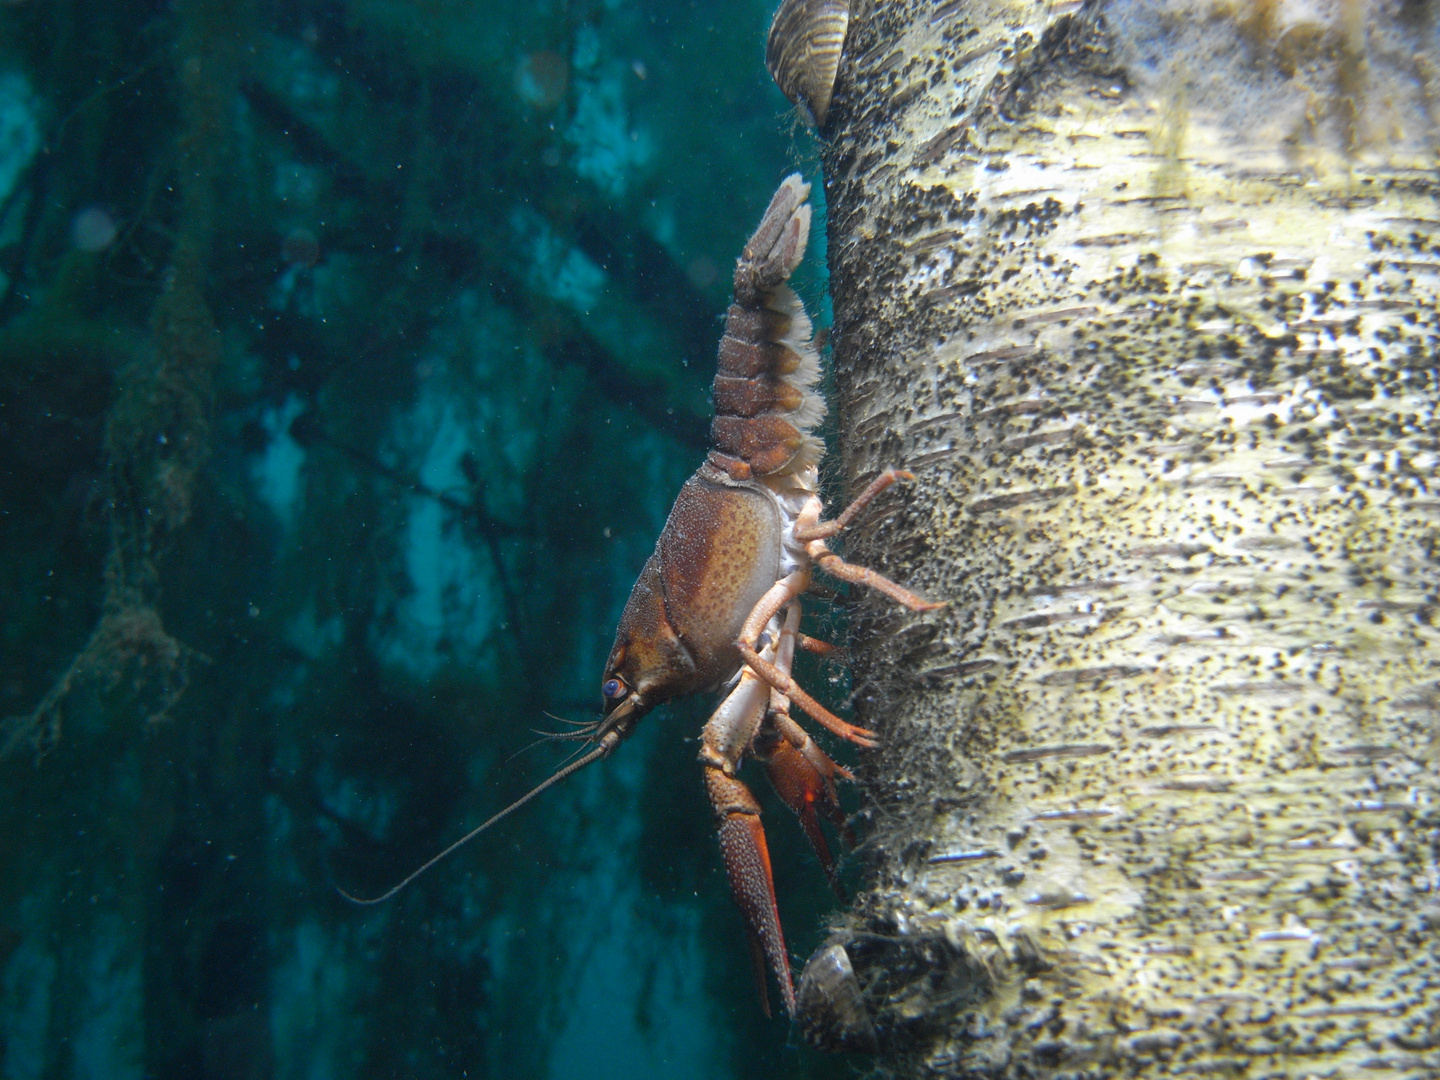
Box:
[344,175,942,1017]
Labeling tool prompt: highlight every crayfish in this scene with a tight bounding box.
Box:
[346,175,941,1017]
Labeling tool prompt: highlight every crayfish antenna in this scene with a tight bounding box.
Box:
[338,732,618,905]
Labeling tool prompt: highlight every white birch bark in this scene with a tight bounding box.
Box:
[797,0,1440,1074]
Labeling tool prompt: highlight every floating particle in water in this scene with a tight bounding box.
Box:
[631,59,647,80]
[71,206,118,252]
[686,256,718,290]
[281,227,321,269]
[275,162,324,207]
[516,51,568,110]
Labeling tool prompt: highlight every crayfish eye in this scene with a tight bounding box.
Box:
[602,678,627,700]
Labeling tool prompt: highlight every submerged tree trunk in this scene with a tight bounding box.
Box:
[802,0,1440,1074]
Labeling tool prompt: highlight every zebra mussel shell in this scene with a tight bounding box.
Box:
[765,0,850,128]
[795,941,878,1053]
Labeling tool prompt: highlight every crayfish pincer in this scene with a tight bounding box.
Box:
[342,175,942,1018]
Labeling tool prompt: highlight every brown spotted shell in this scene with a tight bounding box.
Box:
[765,0,850,128]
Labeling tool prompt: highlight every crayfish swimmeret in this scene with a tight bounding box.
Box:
[348,175,941,1017]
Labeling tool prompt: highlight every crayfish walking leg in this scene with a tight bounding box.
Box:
[709,492,943,1015]
[700,602,843,1018]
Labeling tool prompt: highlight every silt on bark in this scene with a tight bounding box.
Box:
[794,0,1440,1074]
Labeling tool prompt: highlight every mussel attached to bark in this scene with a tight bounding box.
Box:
[795,940,878,1053]
[765,0,850,128]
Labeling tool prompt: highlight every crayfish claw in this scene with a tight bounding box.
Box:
[763,736,848,898]
[705,763,797,1016]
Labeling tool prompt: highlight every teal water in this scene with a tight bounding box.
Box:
[0,2,849,1077]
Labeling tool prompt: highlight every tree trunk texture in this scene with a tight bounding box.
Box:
[806,0,1440,1075]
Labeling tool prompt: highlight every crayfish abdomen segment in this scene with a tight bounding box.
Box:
[708,175,825,482]
[716,307,805,378]
[712,375,804,417]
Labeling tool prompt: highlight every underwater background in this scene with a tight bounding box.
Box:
[0,1,855,1076]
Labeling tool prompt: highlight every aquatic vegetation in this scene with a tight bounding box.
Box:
[0,1,851,1078]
